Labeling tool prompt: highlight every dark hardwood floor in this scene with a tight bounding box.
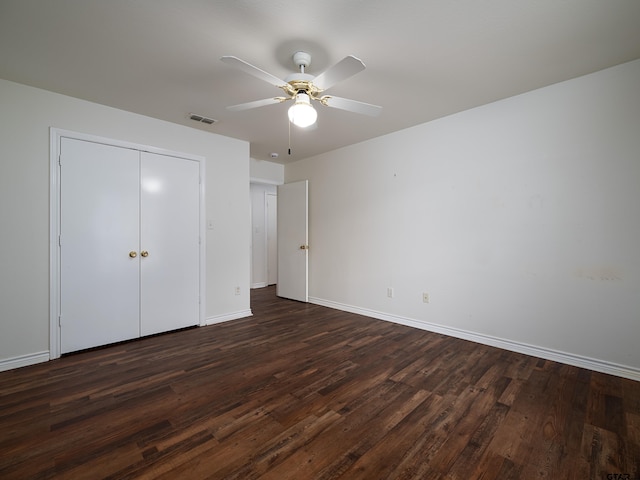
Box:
[1,286,639,479]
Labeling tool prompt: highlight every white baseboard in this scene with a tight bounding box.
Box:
[0,310,254,373]
[251,282,268,289]
[309,296,640,382]
[5,303,637,381]
[0,351,50,372]
[205,309,253,326]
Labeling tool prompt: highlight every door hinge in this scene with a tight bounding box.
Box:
[58,315,62,327]
[58,235,62,247]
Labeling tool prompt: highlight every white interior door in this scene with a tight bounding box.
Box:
[60,138,140,353]
[277,180,308,302]
[139,152,200,336]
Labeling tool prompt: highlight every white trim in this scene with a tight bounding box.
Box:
[252,282,268,289]
[0,351,50,372]
[50,127,207,359]
[51,128,207,161]
[265,192,278,287]
[205,309,253,326]
[309,296,640,382]
[49,131,62,359]
[198,149,207,328]
[262,189,270,286]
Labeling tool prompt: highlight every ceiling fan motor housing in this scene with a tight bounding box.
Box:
[285,51,317,96]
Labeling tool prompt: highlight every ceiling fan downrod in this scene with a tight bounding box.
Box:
[292,51,311,72]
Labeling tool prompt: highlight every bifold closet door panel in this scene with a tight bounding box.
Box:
[139,152,200,336]
[59,138,141,353]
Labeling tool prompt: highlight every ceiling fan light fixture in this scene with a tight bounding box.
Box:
[288,91,317,128]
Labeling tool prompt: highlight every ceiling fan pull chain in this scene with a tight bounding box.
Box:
[288,117,292,155]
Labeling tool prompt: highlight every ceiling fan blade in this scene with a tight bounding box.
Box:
[226,97,288,112]
[312,55,366,91]
[221,56,285,88]
[321,96,382,117]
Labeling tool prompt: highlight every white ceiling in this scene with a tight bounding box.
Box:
[1,1,639,164]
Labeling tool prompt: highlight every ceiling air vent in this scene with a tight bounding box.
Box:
[189,113,217,125]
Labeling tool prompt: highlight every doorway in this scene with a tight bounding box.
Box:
[250,183,278,289]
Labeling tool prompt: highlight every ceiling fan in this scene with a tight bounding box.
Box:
[220,51,382,128]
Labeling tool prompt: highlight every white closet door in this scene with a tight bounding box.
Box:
[60,138,141,353]
[139,152,200,336]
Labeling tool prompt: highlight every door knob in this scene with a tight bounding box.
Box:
[141,250,149,257]
[129,251,137,258]
[299,245,309,250]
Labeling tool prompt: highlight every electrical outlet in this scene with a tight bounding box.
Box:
[387,287,394,298]
[423,292,430,303]
[235,286,241,295]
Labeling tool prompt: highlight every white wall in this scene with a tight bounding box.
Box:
[285,60,640,379]
[250,157,284,185]
[0,79,251,369]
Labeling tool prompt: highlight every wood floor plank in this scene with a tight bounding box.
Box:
[0,285,638,479]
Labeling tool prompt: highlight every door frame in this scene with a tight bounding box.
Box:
[266,192,278,286]
[49,128,206,359]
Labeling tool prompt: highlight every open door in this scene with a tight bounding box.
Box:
[277,180,308,302]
